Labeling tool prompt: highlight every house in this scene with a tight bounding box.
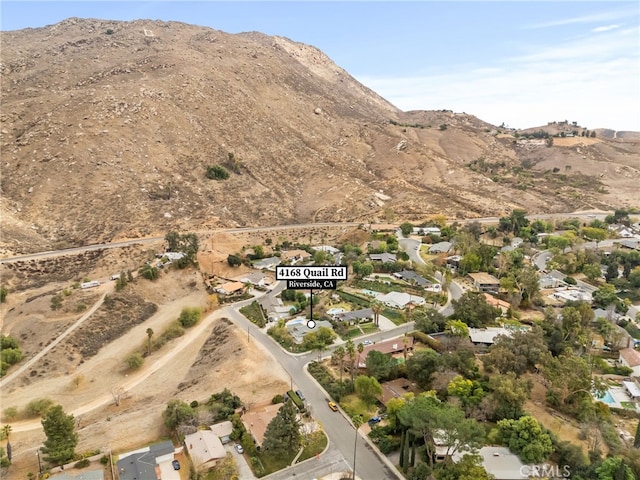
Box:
[511,237,524,248]
[394,270,432,288]
[280,249,312,264]
[258,295,290,321]
[414,226,441,236]
[241,403,282,447]
[359,337,414,367]
[377,378,420,405]
[539,274,564,289]
[184,430,226,470]
[467,272,500,293]
[468,327,512,346]
[619,239,640,251]
[623,381,640,401]
[117,441,180,480]
[233,272,266,287]
[285,318,334,343]
[619,348,640,376]
[334,308,373,323]
[312,245,340,254]
[429,241,452,254]
[369,253,397,263]
[483,293,510,315]
[164,252,186,261]
[215,281,245,295]
[376,291,425,309]
[445,255,462,269]
[252,256,281,270]
[209,420,234,444]
[453,446,529,480]
[551,288,592,303]
[48,470,105,480]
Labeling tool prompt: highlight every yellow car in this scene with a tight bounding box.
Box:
[328,401,338,412]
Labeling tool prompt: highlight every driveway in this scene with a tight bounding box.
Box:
[225,443,256,479]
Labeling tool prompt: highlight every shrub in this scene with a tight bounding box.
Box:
[74,459,90,469]
[178,307,202,328]
[100,456,109,465]
[125,353,144,370]
[206,165,230,180]
[271,394,284,404]
[25,398,54,417]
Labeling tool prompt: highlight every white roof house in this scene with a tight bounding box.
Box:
[468,327,513,345]
[376,291,425,309]
[453,446,529,480]
[622,381,640,400]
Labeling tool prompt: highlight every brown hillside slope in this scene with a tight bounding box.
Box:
[1,18,638,254]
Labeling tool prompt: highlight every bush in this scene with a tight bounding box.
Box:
[206,165,230,180]
[178,307,202,328]
[74,459,90,469]
[100,455,109,465]
[271,394,284,404]
[25,398,54,417]
[125,353,144,370]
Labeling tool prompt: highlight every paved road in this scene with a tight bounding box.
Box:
[225,305,403,480]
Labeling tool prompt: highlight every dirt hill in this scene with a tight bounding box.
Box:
[1,18,639,255]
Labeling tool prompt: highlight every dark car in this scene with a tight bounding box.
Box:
[172,460,180,471]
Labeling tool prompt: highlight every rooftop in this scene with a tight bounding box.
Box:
[242,403,282,446]
[468,272,500,284]
[620,347,640,367]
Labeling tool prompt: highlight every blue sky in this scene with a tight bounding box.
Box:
[2,1,639,131]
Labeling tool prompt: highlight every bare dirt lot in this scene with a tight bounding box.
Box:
[1,264,289,480]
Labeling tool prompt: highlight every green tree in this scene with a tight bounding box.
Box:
[262,401,301,455]
[354,375,383,407]
[406,349,441,388]
[139,263,159,281]
[482,326,548,375]
[41,405,78,465]
[163,399,197,431]
[398,395,484,469]
[447,375,484,410]
[435,454,493,480]
[400,222,414,237]
[0,286,7,303]
[365,350,393,381]
[451,292,500,328]
[164,231,199,267]
[634,420,640,448]
[371,301,383,327]
[332,345,346,383]
[583,263,603,282]
[593,284,619,309]
[497,415,553,463]
[595,456,635,480]
[499,209,529,235]
[227,254,242,267]
[414,307,447,334]
[178,307,202,328]
[582,227,607,248]
[487,373,532,421]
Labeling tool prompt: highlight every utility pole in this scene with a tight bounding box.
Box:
[36,450,42,477]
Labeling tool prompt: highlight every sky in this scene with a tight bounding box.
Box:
[1,1,639,131]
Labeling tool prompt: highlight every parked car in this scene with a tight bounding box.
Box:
[368,416,381,425]
[296,389,305,401]
[172,460,180,471]
[234,443,244,454]
[328,401,338,412]
[362,340,373,346]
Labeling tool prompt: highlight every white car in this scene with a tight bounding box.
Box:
[362,340,373,346]
[234,443,244,454]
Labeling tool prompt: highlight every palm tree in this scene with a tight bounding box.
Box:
[356,342,364,376]
[333,346,346,383]
[146,328,154,356]
[371,301,383,328]
[346,339,356,384]
[351,415,364,480]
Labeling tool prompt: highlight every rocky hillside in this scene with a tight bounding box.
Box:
[1,18,638,254]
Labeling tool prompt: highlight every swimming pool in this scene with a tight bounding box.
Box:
[596,390,616,405]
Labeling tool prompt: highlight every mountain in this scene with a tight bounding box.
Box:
[1,18,638,255]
